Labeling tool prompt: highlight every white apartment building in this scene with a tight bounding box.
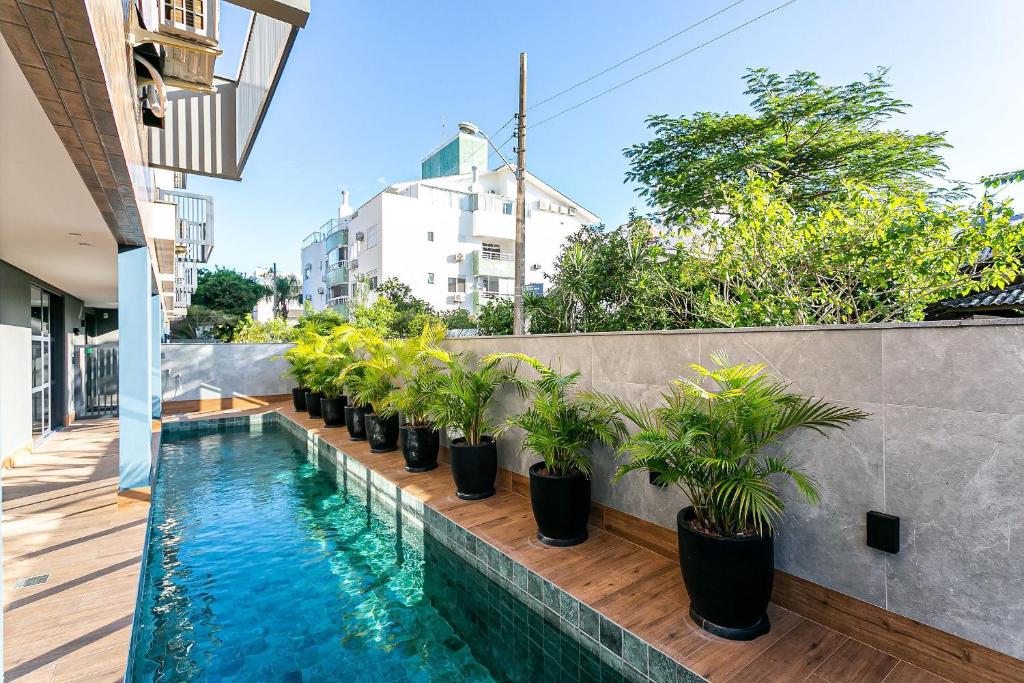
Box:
[300,133,599,317]
[155,170,215,319]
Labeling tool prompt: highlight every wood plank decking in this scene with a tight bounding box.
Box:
[2,419,148,683]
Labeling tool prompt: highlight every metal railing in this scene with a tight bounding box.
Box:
[481,252,514,262]
[74,344,118,418]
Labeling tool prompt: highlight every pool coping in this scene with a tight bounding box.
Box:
[160,411,707,683]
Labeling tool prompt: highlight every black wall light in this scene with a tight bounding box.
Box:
[866,510,900,554]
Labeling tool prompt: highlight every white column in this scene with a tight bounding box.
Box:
[150,294,162,419]
[118,246,154,490]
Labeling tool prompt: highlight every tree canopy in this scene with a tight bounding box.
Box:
[191,267,270,318]
[624,68,951,223]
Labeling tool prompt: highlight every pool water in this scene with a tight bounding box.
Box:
[129,425,633,682]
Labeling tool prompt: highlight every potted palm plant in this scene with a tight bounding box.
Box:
[490,353,625,546]
[341,364,372,441]
[282,337,315,411]
[381,323,447,472]
[599,354,868,640]
[341,329,401,452]
[425,350,517,500]
[307,357,347,427]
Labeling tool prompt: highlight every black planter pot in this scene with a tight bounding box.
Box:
[677,506,773,640]
[449,437,497,500]
[291,387,308,412]
[321,396,348,427]
[365,412,400,453]
[401,426,439,472]
[529,463,591,547]
[344,405,371,440]
[305,391,325,419]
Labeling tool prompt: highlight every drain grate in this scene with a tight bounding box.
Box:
[13,574,49,589]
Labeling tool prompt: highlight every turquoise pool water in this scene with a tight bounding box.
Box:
[129,425,632,682]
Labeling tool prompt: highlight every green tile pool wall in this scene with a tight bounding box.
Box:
[160,412,706,683]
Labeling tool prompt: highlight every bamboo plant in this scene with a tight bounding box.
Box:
[594,354,869,537]
[488,353,626,477]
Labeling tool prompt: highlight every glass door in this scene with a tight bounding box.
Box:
[31,285,51,440]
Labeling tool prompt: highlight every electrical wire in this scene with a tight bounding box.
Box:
[530,0,748,111]
[489,116,515,139]
[531,0,799,130]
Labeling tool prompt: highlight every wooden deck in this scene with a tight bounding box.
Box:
[2,419,148,683]
[250,403,952,683]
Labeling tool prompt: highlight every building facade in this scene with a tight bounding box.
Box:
[300,134,598,317]
[0,0,306,481]
[156,172,215,318]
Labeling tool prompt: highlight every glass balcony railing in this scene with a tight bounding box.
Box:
[472,251,515,278]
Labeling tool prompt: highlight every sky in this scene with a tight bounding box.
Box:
[193,0,1024,275]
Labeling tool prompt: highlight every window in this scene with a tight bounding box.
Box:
[366,225,380,249]
[303,264,312,280]
[482,243,501,259]
[427,273,435,284]
[502,200,514,215]
[369,276,379,291]
[427,231,434,242]
[479,275,499,293]
[448,277,466,293]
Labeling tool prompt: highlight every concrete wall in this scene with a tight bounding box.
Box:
[161,342,294,403]
[159,321,1024,658]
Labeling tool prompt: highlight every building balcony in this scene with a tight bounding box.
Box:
[467,193,517,239]
[325,261,349,287]
[323,221,348,252]
[327,297,349,317]
[146,4,309,180]
[472,251,515,278]
[471,290,511,309]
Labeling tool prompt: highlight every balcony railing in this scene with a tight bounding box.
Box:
[472,250,515,278]
[147,4,308,179]
[160,189,214,263]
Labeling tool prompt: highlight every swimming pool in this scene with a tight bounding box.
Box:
[128,423,638,682]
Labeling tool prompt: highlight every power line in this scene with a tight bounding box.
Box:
[531,0,799,130]
[530,0,748,111]
[489,116,515,139]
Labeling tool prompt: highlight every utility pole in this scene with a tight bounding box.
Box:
[513,52,527,336]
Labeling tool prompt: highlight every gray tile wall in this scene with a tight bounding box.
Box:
[447,321,1024,659]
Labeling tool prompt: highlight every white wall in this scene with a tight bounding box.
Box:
[300,238,326,310]
[0,325,31,459]
[162,343,294,402]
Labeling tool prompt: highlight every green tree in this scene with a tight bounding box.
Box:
[983,168,1024,187]
[232,314,298,343]
[624,68,951,223]
[477,298,513,336]
[168,304,238,341]
[672,175,1024,326]
[530,216,674,333]
[351,297,399,338]
[441,307,476,330]
[191,267,270,318]
[272,274,301,319]
[375,277,436,336]
[296,306,346,335]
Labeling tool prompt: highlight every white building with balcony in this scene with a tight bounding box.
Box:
[300,133,599,317]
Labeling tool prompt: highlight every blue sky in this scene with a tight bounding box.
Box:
[194,0,1024,275]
